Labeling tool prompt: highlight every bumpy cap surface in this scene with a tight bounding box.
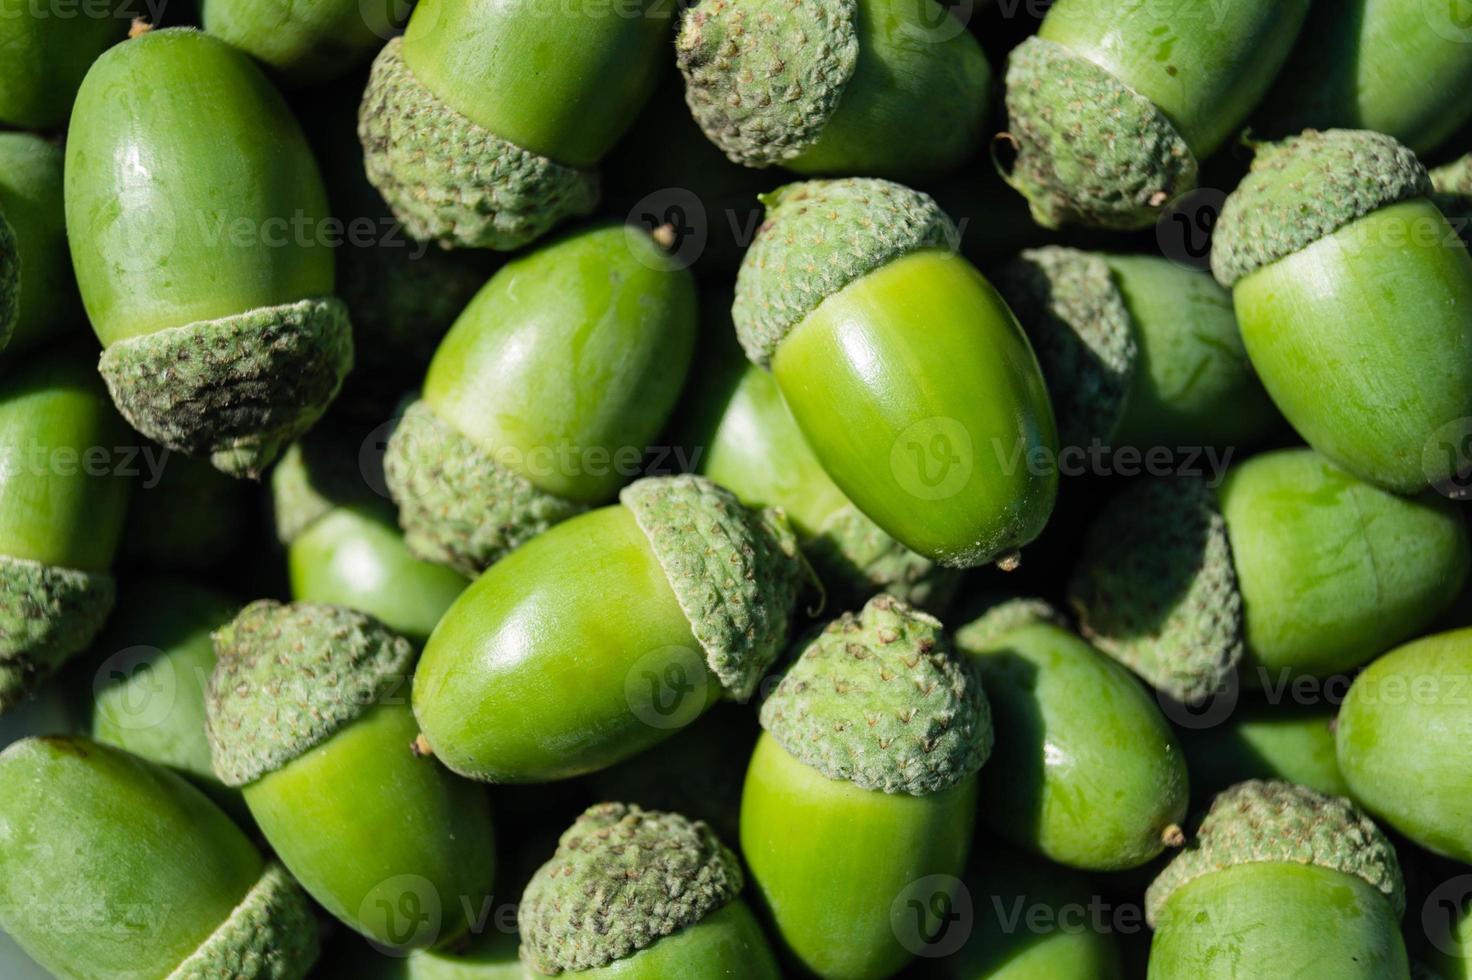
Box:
[0,555,115,713]
[995,247,1137,448]
[676,0,859,168]
[759,593,991,795]
[518,803,742,975]
[97,296,353,481]
[621,475,803,701]
[206,601,417,786]
[733,178,955,366]
[1213,129,1431,287]
[1146,780,1405,926]
[807,504,961,613]
[359,38,600,251]
[383,399,586,577]
[169,863,320,979]
[954,596,1067,652]
[1002,37,1197,230]
[0,208,16,351]
[1068,476,1244,703]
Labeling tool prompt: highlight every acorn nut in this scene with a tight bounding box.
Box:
[0,133,81,356]
[204,0,411,86]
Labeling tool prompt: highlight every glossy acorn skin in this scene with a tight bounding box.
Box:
[1337,628,1472,865]
[1220,449,1469,683]
[0,134,81,355]
[959,620,1188,872]
[0,736,270,979]
[243,702,496,950]
[65,28,334,346]
[1179,703,1347,805]
[423,224,696,505]
[1148,862,1409,979]
[0,3,122,129]
[204,0,407,86]
[414,505,720,782]
[741,732,978,979]
[773,249,1058,568]
[1231,201,1472,493]
[402,0,670,169]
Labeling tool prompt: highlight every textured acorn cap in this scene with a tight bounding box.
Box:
[383,398,586,577]
[953,595,1068,652]
[759,593,992,795]
[1067,476,1244,704]
[0,207,16,351]
[806,503,962,613]
[519,802,741,975]
[995,247,1137,448]
[1001,37,1197,230]
[169,862,319,979]
[1145,780,1405,927]
[675,0,859,169]
[206,601,417,787]
[732,178,955,367]
[621,474,803,701]
[98,296,353,481]
[0,555,115,714]
[1213,130,1431,288]
[359,38,600,251]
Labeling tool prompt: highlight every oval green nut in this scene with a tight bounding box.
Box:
[204,0,409,86]
[676,0,991,180]
[1146,780,1409,979]
[0,350,131,714]
[0,133,82,356]
[207,601,497,950]
[1068,448,1469,702]
[1179,702,1348,804]
[519,802,779,978]
[65,28,353,480]
[385,223,696,576]
[360,0,670,249]
[1213,129,1472,493]
[0,735,319,978]
[1337,627,1472,865]
[736,178,1058,569]
[122,448,254,572]
[0,1,123,128]
[955,599,1189,871]
[1000,0,1309,229]
[742,594,990,978]
[413,474,804,782]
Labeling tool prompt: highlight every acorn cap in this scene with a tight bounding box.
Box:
[1001,37,1197,230]
[1145,780,1405,927]
[759,593,992,795]
[1067,476,1244,704]
[0,555,115,713]
[518,802,742,975]
[97,296,353,481]
[806,503,961,613]
[732,178,955,367]
[382,398,586,578]
[1212,129,1431,288]
[359,38,600,251]
[206,601,417,787]
[169,862,320,979]
[675,0,859,169]
[953,595,1067,652]
[0,207,16,351]
[621,474,803,701]
[995,247,1137,448]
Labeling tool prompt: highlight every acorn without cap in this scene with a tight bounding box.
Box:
[742,594,990,978]
[734,178,1058,569]
[65,28,353,480]
[0,133,81,356]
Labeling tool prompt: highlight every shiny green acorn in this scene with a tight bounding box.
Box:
[0,133,81,356]
[1179,701,1348,804]
[204,0,408,86]
[0,2,123,128]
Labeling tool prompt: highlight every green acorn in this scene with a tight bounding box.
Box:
[954,599,1189,871]
[0,133,81,356]
[0,4,123,128]
[1146,780,1409,979]
[1180,702,1348,804]
[999,0,1309,229]
[1069,448,1469,702]
[0,351,132,714]
[1213,129,1472,493]
[734,178,1057,569]
[1337,627,1472,865]
[65,28,353,480]
[995,248,1279,450]
[676,0,991,180]
[359,0,669,250]
[207,601,497,949]
[0,736,320,978]
[413,474,804,782]
[121,448,254,572]
[743,594,990,978]
[204,0,408,86]
[385,223,696,577]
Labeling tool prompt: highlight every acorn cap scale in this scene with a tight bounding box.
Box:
[169,862,319,980]
[0,556,115,713]
[759,593,992,795]
[518,802,742,975]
